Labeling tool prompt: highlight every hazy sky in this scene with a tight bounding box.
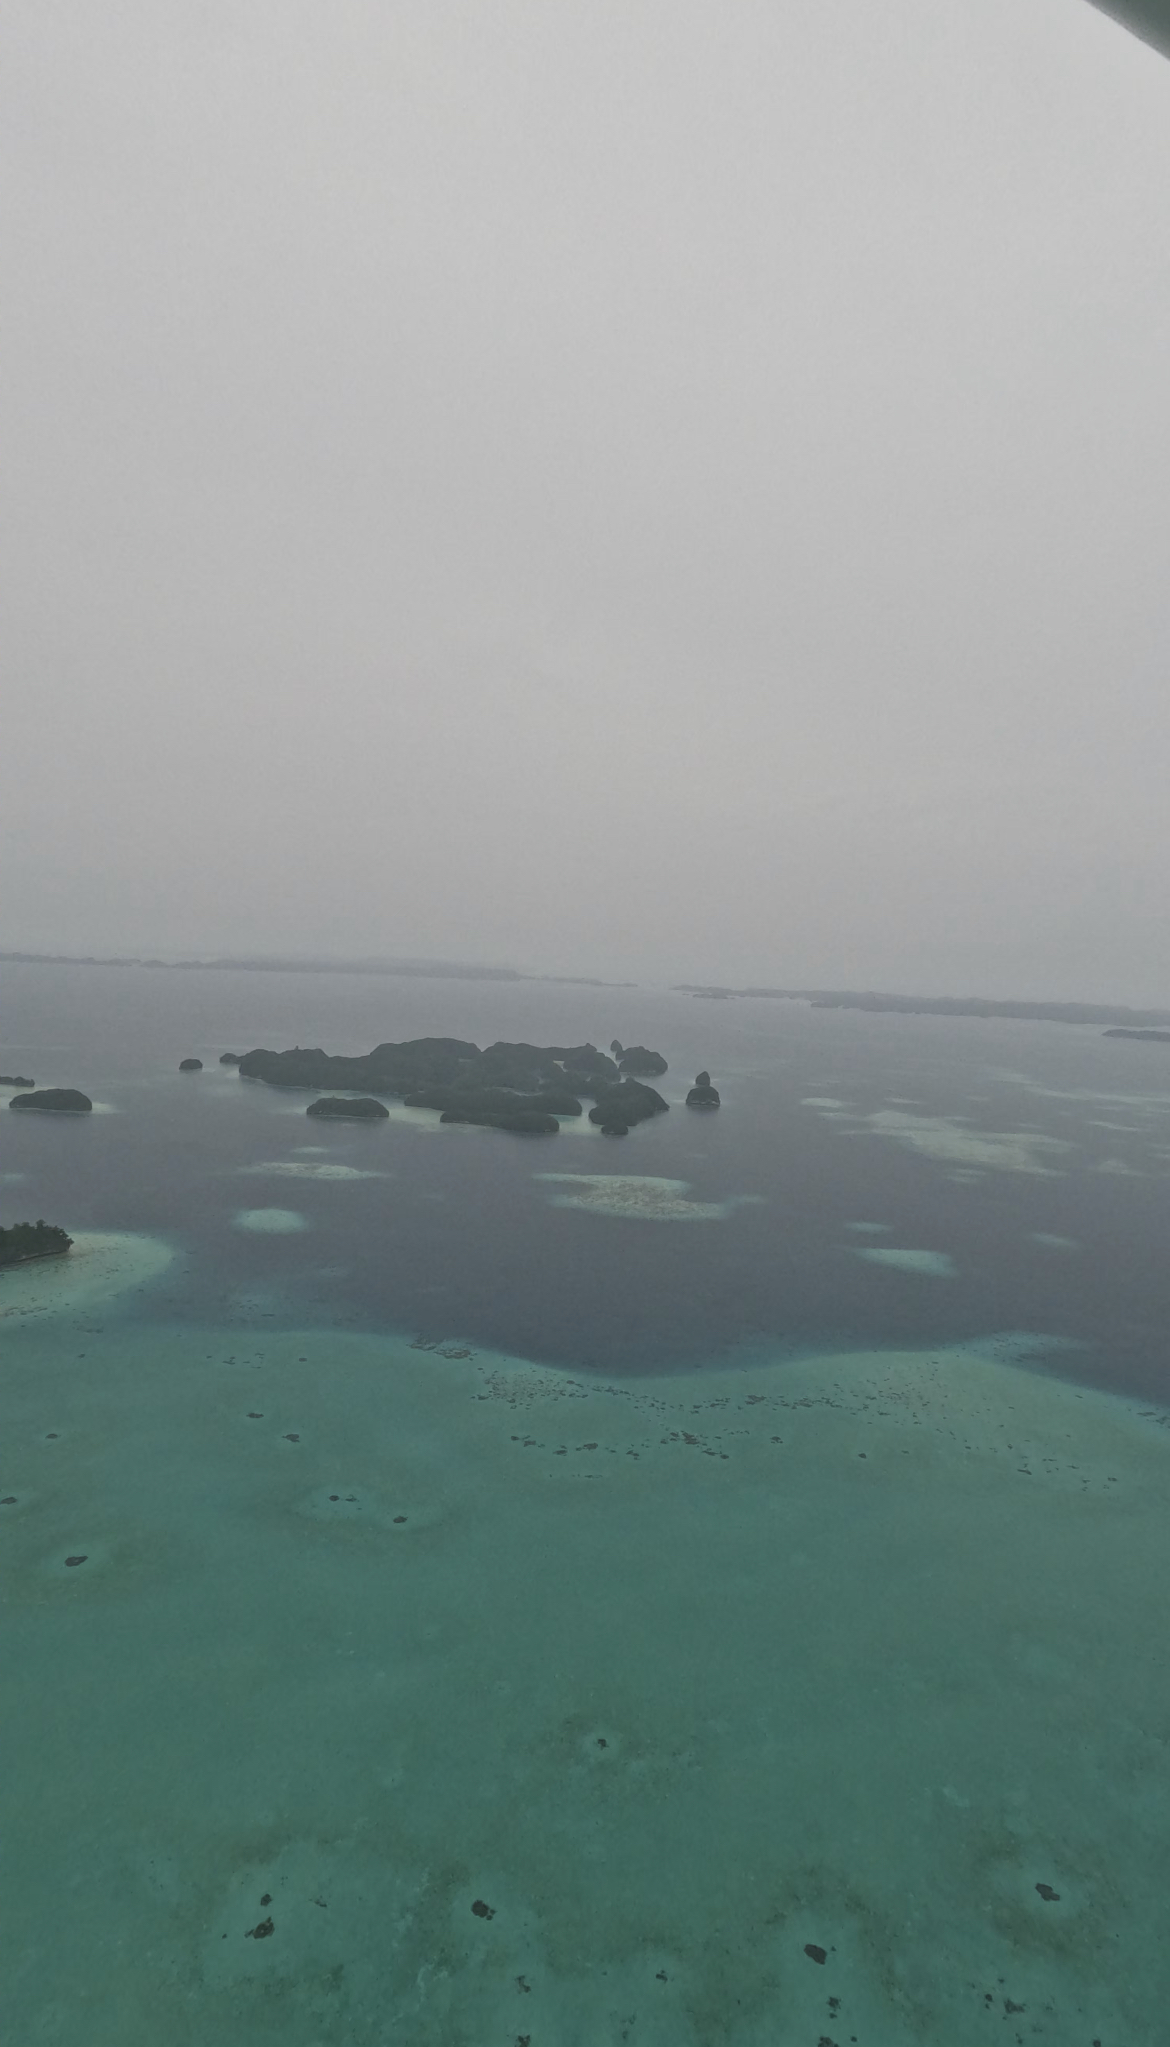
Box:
[3,0,1168,996]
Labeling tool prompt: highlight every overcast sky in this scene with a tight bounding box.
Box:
[2,0,1168,997]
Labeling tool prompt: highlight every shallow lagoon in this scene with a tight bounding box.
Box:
[6,1265,1169,2043]
[5,964,1170,2039]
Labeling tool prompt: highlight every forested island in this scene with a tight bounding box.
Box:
[9,1088,93,1113]
[0,1220,73,1268]
[687,1070,721,1107]
[238,1037,673,1136]
[307,1096,390,1120]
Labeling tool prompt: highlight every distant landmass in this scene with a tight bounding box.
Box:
[674,987,1170,1027]
[0,952,632,988]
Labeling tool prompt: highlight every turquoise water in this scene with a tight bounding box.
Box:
[4,964,1170,2040]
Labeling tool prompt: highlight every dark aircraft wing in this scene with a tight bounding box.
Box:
[1087,1,1170,58]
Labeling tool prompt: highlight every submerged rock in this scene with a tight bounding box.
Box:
[179,1058,203,1072]
[9,1088,93,1113]
[306,1096,390,1120]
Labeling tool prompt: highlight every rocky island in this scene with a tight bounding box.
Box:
[0,1074,34,1087]
[686,1069,721,1108]
[236,1037,672,1137]
[0,1220,73,1267]
[587,1079,668,1133]
[179,1058,203,1071]
[615,1045,668,1076]
[1102,1028,1170,1042]
[306,1096,390,1120]
[9,1088,93,1113]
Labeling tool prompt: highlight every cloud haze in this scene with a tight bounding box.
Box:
[3,0,1168,997]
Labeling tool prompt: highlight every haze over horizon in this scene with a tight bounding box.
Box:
[3,1,1169,1004]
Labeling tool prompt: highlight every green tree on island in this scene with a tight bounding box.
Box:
[0,1220,73,1268]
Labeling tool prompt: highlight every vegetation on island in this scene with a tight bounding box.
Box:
[306,1096,390,1120]
[616,1045,668,1076]
[587,1079,668,1132]
[0,1220,73,1268]
[686,1069,721,1107]
[236,1037,676,1137]
[9,1088,93,1113]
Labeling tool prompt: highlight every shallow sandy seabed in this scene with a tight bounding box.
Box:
[536,1173,759,1222]
[4,1304,1170,2045]
[858,1110,1071,1177]
[234,1208,310,1233]
[0,1230,173,1322]
[804,1100,1076,1176]
[239,1162,386,1182]
[855,1247,956,1278]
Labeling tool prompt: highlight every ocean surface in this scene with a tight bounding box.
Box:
[4,960,1170,2042]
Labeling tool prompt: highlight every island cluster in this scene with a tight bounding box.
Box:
[235,1036,687,1136]
[0,1035,721,1261]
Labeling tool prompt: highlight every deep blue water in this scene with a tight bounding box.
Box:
[5,960,1170,1395]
